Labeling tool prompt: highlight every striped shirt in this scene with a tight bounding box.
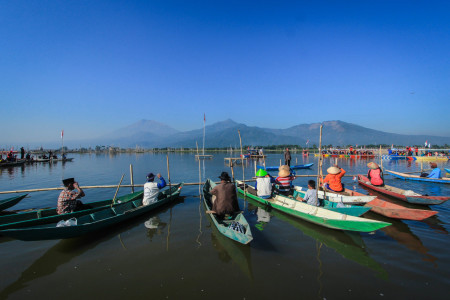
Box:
[275,176,294,192]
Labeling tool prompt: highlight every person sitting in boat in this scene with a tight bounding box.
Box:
[143,173,167,205]
[367,162,384,186]
[275,165,295,196]
[57,178,86,215]
[323,165,346,192]
[62,153,67,159]
[210,172,240,218]
[7,151,14,161]
[296,180,319,206]
[421,163,442,178]
[254,169,275,199]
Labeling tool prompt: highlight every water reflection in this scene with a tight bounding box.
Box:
[244,196,388,280]
[145,216,167,241]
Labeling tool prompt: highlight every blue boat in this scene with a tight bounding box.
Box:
[386,170,450,184]
[445,168,450,174]
[257,163,314,171]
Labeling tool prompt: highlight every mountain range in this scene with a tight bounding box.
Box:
[79,119,450,148]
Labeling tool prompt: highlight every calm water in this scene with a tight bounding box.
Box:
[0,153,449,299]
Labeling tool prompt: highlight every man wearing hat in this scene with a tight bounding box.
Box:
[57,178,86,215]
[323,165,346,192]
[143,173,167,205]
[367,162,384,186]
[210,172,240,217]
[284,148,291,167]
[275,165,295,196]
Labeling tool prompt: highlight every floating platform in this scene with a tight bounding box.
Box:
[195,155,213,159]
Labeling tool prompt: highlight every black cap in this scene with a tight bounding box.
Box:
[146,173,155,181]
[62,178,75,187]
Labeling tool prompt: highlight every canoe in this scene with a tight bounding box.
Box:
[413,156,448,162]
[386,169,450,184]
[294,186,376,204]
[0,160,26,167]
[358,174,449,205]
[0,184,183,241]
[0,190,144,231]
[381,155,409,160]
[237,181,390,232]
[202,179,253,245]
[445,168,450,174]
[0,194,28,212]
[292,189,371,217]
[257,163,314,171]
[50,158,74,162]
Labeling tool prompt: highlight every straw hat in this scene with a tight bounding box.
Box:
[278,165,291,177]
[327,166,340,175]
[367,162,379,169]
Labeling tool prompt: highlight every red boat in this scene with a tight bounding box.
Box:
[358,175,450,205]
[341,181,438,221]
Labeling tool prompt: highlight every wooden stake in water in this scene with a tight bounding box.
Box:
[379,145,383,171]
[112,174,125,205]
[167,154,171,188]
[130,164,134,193]
[230,160,235,182]
[316,125,323,200]
[238,130,243,157]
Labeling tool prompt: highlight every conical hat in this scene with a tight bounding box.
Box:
[279,165,290,172]
[327,166,340,175]
[367,162,379,169]
[278,165,291,177]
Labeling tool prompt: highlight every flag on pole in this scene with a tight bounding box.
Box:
[306,139,309,145]
[428,143,431,148]
[61,130,64,139]
[204,113,205,122]
[425,140,427,147]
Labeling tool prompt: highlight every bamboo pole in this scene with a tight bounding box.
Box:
[379,145,383,171]
[196,141,199,156]
[167,153,171,188]
[254,161,257,177]
[130,164,134,193]
[316,125,323,200]
[112,174,125,205]
[238,130,243,156]
[230,160,235,182]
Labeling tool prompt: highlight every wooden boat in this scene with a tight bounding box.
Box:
[257,163,314,171]
[381,155,410,160]
[34,156,50,162]
[386,169,450,184]
[0,190,144,231]
[292,189,371,217]
[444,168,450,174]
[0,184,183,241]
[202,179,253,245]
[358,174,449,205]
[50,157,74,162]
[0,160,26,168]
[237,181,390,232]
[294,186,376,204]
[413,156,448,162]
[0,194,27,212]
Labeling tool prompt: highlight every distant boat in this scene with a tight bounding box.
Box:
[257,163,314,171]
[413,156,448,162]
[0,159,26,168]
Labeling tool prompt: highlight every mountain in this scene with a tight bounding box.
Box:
[70,119,450,148]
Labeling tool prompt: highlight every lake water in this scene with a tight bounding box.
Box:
[0,153,449,299]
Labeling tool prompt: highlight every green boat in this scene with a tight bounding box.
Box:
[243,196,388,279]
[0,194,28,212]
[0,184,183,241]
[236,181,390,232]
[292,189,371,217]
[202,179,253,245]
[0,191,144,231]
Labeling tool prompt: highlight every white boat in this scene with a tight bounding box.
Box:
[294,186,376,204]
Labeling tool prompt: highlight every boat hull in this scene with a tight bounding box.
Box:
[0,194,28,211]
[386,170,450,184]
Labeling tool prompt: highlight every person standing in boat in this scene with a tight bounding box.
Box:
[367,162,384,186]
[143,173,167,205]
[254,169,275,199]
[296,180,319,206]
[20,147,25,159]
[210,172,240,217]
[275,165,295,196]
[284,148,291,166]
[323,165,346,192]
[57,178,86,214]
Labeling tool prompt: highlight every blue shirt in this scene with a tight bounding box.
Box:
[427,168,441,179]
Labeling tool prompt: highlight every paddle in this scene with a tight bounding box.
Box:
[112,174,125,206]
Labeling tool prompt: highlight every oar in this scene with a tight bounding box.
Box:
[112,174,125,206]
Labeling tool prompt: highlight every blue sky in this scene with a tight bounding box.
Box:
[1,0,449,145]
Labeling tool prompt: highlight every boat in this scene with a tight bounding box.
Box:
[0,159,26,168]
[386,169,450,184]
[50,157,74,162]
[0,194,28,212]
[413,156,448,162]
[445,168,450,174]
[293,186,376,204]
[34,156,50,162]
[202,179,253,245]
[381,155,412,160]
[358,174,450,205]
[0,184,183,241]
[237,181,390,232]
[257,163,314,171]
[292,189,371,217]
[0,190,144,231]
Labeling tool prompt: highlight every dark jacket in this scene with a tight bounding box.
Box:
[210,182,240,216]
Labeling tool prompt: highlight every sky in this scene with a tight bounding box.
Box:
[1,0,449,145]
